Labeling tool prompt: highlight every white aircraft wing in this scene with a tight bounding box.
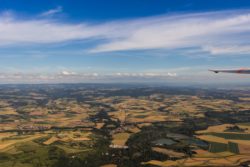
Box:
[209,68,250,74]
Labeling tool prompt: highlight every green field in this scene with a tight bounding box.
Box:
[208,141,239,154]
[209,142,228,153]
[228,142,239,154]
[207,132,250,140]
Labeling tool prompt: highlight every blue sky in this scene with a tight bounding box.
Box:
[0,0,250,83]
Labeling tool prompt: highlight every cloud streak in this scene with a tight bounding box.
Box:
[0,10,250,55]
[0,71,179,84]
[40,6,63,17]
[91,11,250,54]
[61,70,77,76]
[1,70,250,84]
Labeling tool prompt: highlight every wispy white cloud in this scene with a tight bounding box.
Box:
[60,70,77,76]
[112,72,177,77]
[0,10,250,55]
[91,11,250,53]
[202,45,250,55]
[2,70,250,84]
[0,71,179,83]
[40,6,63,17]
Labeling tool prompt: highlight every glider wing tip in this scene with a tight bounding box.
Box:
[209,69,219,73]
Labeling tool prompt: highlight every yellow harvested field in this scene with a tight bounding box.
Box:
[109,98,170,124]
[128,126,141,133]
[193,149,217,158]
[144,153,250,167]
[182,158,208,166]
[43,131,91,145]
[196,124,231,134]
[152,147,185,157]
[0,107,18,115]
[29,107,48,116]
[230,139,250,146]
[196,135,228,144]
[237,125,250,133]
[72,137,90,141]
[109,110,126,122]
[0,142,15,151]
[142,160,173,167]
[209,158,235,165]
[167,102,199,113]
[96,123,105,129]
[225,154,250,162]
[238,143,250,154]
[0,123,18,131]
[194,150,234,158]
[43,136,59,145]
[137,123,152,128]
[100,164,117,167]
[127,113,168,123]
[56,145,91,154]
[215,151,235,157]
[0,101,10,107]
[0,134,46,151]
[193,149,210,155]
[0,132,17,140]
[239,97,250,101]
[144,115,168,122]
[112,133,131,146]
[196,124,250,134]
